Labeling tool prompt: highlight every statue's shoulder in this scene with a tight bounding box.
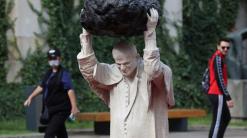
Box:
[161,63,172,74]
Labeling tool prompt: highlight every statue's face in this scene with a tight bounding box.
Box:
[217,41,230,55]
[113,52,138,79]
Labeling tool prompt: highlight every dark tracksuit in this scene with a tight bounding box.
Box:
[40,66,73,138]
[208,50,232,138]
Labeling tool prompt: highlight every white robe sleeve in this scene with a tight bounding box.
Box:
[77,52,110,104]
[162,64,175,106]
[143,49,175,107]
[77,52,122,105]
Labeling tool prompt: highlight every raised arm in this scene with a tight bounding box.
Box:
[144,8,158,50]
[77,28,97,82]
[143,8,175,107]
[77,28,120,105]
[143,8,162,79]
[80,28,93,56]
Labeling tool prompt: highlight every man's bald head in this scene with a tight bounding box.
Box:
[112,41,139,79]
[112,41,138,60]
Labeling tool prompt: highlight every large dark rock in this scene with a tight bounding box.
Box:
[80,0,161,37]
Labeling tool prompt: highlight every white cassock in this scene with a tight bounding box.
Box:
[77,34,175,138]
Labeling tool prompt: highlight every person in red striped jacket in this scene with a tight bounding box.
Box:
[208,38,234,138]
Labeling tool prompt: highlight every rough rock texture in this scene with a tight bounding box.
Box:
[80,0,160,37]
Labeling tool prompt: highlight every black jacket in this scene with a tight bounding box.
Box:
[40,66,71,115]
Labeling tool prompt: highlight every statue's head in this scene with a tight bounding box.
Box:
[112,41,139,79]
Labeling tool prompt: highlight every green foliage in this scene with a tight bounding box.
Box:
[183,0,238,62]
[22,0,146,113]
[22,0,111,112]
[0,0,8,85]
[20,48,48,85]
[0,1,26,121]
[0,118,28,135]
[179,0,239,107]
[0,84,25,120]
[0,0,240,121]
[0,117,93,135]
[20,0,240,110]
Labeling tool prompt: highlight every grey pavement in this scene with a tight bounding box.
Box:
[69,127,247,138]
[1,127,247,138]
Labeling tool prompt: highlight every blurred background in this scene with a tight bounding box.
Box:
[0,0,247,134]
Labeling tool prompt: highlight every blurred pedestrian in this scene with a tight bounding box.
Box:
[24,48,79,138]
[207,38,234,138]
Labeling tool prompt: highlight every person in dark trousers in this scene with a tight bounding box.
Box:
[208,38,234,138]
[24,48,79,138]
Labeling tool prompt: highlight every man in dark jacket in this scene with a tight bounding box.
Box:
[24,48,79,138]
[208,38,234,138]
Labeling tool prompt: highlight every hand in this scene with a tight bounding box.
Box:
[80,28,93,53]
[227,100,234,108]
[82,28,89,35]
[146,8,159,34]
[79,28,93,54]
[80,28,91,47]
[71,106,80,115]
[24,98,32,107]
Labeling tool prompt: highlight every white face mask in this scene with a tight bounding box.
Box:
[48,60,60,67]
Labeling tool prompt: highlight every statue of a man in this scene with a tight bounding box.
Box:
[77,8,175,138]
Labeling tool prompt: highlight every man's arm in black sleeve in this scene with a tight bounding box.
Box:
[214,56,232,100]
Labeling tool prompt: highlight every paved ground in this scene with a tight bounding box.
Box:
[69,128,247,138]
[1,127,247,138]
